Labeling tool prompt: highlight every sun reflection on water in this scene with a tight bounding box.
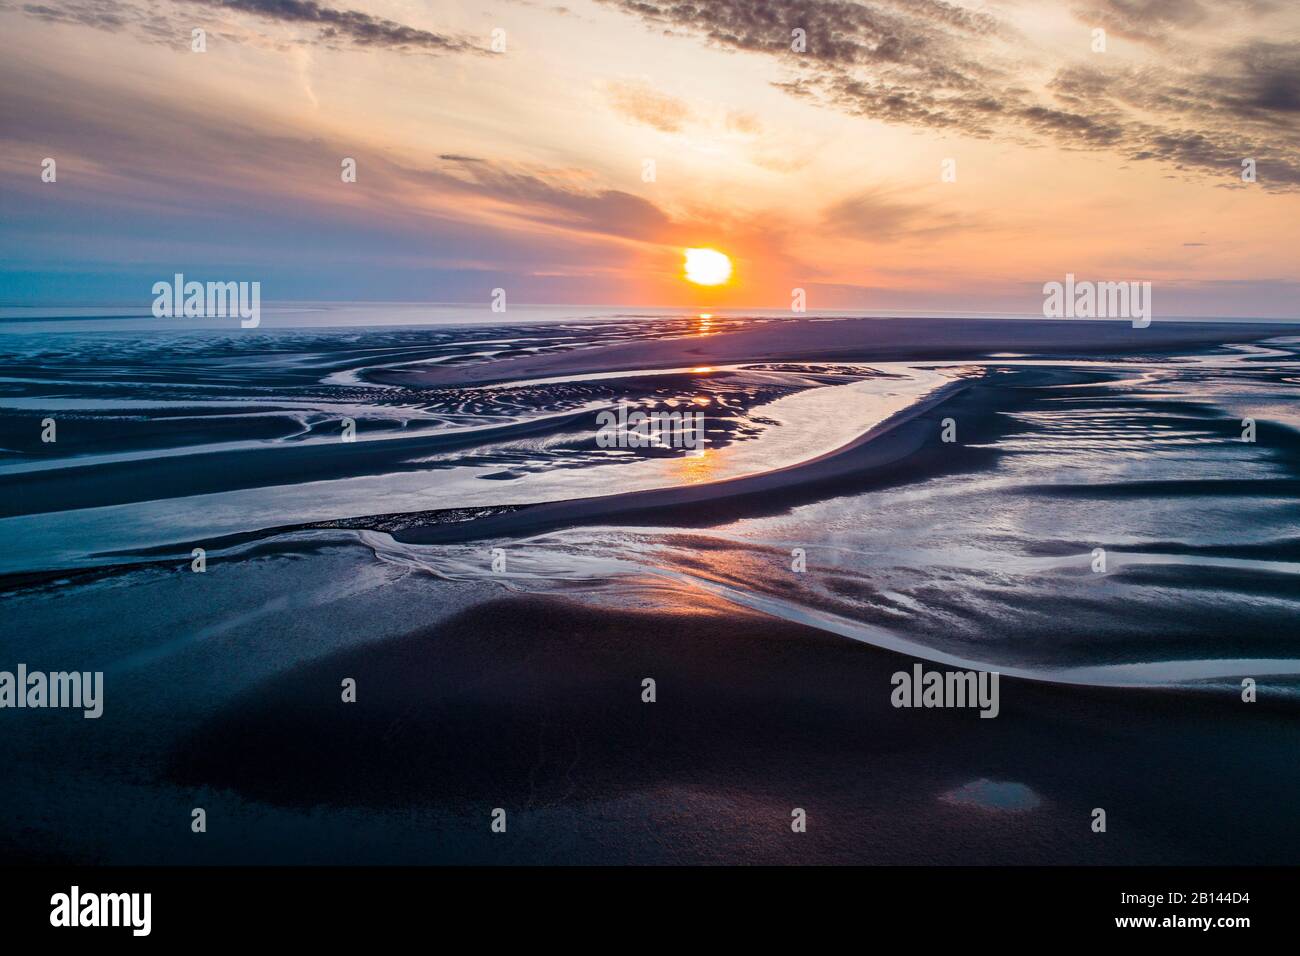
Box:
[669,447,718,484]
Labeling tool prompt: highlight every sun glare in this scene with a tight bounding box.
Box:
[683,248,732,286]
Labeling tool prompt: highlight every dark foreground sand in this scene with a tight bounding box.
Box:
[168,589,1300,865]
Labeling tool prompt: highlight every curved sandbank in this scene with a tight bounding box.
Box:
[391,374,975,544]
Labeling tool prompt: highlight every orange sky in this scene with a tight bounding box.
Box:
[1,0,1298,315]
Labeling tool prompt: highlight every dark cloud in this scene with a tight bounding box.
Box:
[600,0,1300,189]
[1054,42,1300,185]
[596,0,1002,64]
[1216,41,1300,116]
[1015,104,1124,145]
[15,0,481,53]
[1072,0,1282,48]
[1073,0,1213,47]
[198,0,475,52]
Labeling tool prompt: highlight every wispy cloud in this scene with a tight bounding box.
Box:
[821,187,975,242]
[603,79,694,132]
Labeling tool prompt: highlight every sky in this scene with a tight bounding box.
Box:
[1,0,1298,315]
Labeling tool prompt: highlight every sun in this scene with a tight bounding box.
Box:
[683,248,732,286]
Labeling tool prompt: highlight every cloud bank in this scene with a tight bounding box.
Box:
[598,0,1300,188]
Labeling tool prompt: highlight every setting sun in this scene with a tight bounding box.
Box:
[683,248,732,286]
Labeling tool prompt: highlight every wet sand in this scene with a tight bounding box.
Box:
[5,314,1299,866]
[167,590,1300,865]
[377,317,1298,388]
